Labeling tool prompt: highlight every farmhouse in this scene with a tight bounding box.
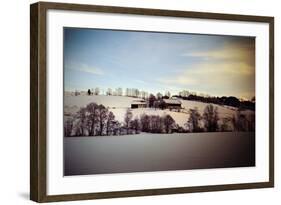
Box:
[162,99,182,110]
[131,99,147,109]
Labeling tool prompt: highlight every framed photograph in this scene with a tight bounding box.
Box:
[30,2,274,202]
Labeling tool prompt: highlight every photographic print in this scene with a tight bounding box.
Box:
[30,3,274,202]
[63,28,256,176]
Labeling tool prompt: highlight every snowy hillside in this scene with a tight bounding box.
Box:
[64,95,136,108]
[64,95,253,128]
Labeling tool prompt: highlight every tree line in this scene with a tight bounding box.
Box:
[64,102,177,137]
[64,103,119,137]
[87,87,149,99]
[64,103,255,137]
[176,94,255,111]
[186,104,255,132]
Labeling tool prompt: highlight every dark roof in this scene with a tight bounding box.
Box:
[131,100,147,105]
[163,99,182,105]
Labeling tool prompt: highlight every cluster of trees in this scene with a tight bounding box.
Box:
[125,88,149,99]
[64,103,177,137]
[178,90,198,97]
[147,93,172,108]
[122,109,176,134]
[64,103,120,137]
[186,104,255,133]
[85,88,175,100]
[232,110,255,131]
[176,94,255,111]
[186,104,220,132]
[65,103,255,137]
[87,87,123,96]
[87,87,150,99]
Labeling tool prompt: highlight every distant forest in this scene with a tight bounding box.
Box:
[175,95,255,111]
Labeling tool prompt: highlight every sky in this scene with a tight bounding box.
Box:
[64,27,255,100]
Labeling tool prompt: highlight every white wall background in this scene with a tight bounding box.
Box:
[0,0,278,204]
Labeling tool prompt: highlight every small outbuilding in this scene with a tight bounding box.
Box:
[131,100,147,109]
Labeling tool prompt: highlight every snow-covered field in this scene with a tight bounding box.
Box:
[64,132,255,175]
[64,95,253,127]
[64,95,136,109]
[64,95,256,176]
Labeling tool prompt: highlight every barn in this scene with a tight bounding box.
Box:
[162,99,182,110]
[131,100,147,109]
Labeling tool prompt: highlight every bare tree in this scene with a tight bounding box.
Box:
[134,89,140,98]
[148,94,156,108]
[149,115,161,133]
[97,104,108,136]
[165,91,171,98]
[76,107,87,136]
[113,121,121,135]
[140,91,148,99]
[140,114,150,132]
[86,103,99,136]
[153,101,160,109]
[232,110,249,131]
[179,90,190,97]
[75,90,80,96]
[106,88,113,96]
[158,99,166,110]
[156,92,163,100]
[131,118,141,134]
[64,117,74,137]
[94,87,100,95]
[139,114,175,134]
[126,88,130,97]
[203,104,219,132]
[220,117,231,132]
[186,108,202,132]
[72,119,84,136]
[124,108,133,134]
[116,87,123,96]
[163,114,175,133]
[248,112,255,131]
[106,111,115,135]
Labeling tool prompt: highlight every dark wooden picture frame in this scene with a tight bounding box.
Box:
[30,1,274,203]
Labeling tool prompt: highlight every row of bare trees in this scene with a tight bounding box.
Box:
[64,103,176,137]
[64,103,119,137]
[186,104,255,132]
[186,104,220,132]
[102,108,176,135]
[64,103,255,137]
[87,87,150,99]
[129,112,176,134]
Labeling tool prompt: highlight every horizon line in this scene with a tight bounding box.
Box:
[64,88,255,101]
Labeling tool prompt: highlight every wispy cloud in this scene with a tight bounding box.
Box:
[157,61,255,99]
[158,41,255,99]
[159,61,254,83]
[134,79,148,84]
[66,63,104,75]
[182,40,255,65]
